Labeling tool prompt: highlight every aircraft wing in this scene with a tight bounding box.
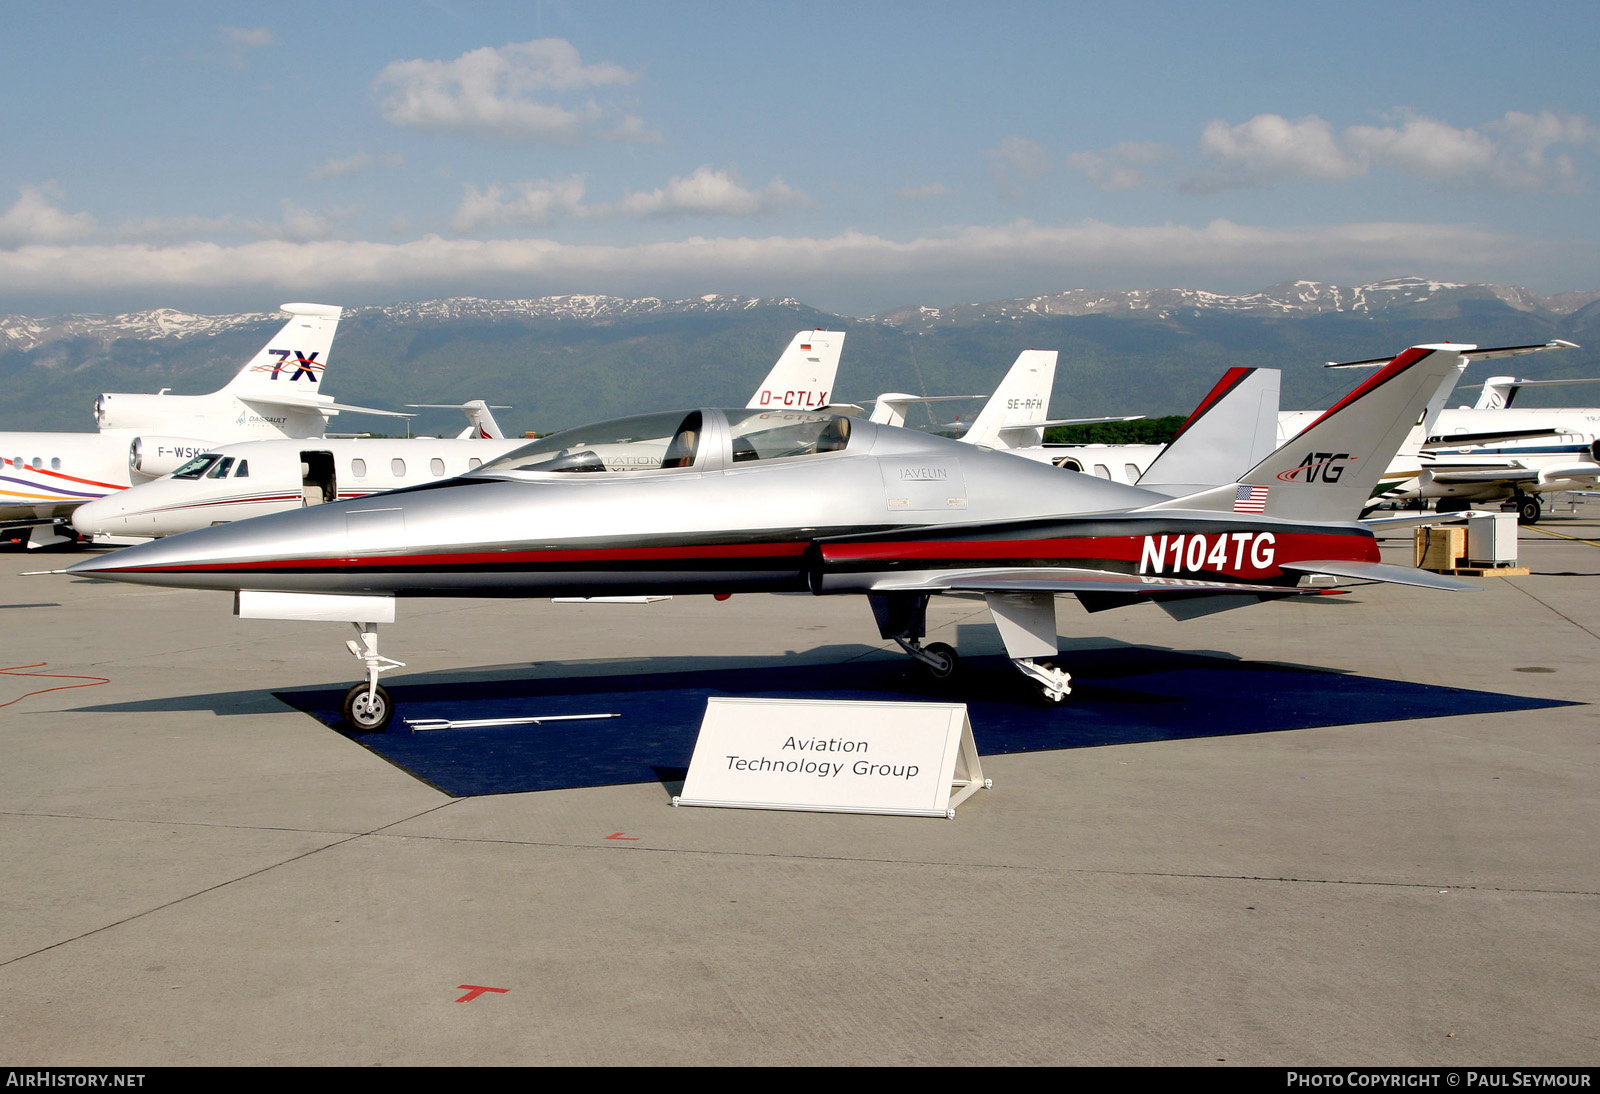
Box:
[1422,428,1574,449]
[870,567,1330,597]
[1426,467,1542,484]
[872,561,1475,595]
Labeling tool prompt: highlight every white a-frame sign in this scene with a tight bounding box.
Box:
[673,697,990,819]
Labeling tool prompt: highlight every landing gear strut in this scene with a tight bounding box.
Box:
[341,623,405,731]
[870,591,1072,703]
[894,636,959,680]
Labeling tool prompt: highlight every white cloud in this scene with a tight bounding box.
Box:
[450,167,807,230]
[111,214,244,243]
[219,26,276,71]
[305,151,404,182]
[1482,109,1600,190]
[0,218,1563,313]
[0,184,97,246]
[1066,142,1177,191]
[892,182,952,201]
[1186,114,1360,193]
[987,136,1051,198]
[1187,109,1600,193]
[221,27,276,48]
[1344,112,1494,180]
[452,177,590,231]
[373,38,655,143]
[274,200,336,243]
[614,166,807,218]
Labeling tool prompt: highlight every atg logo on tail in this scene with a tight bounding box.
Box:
[1278,451,1355,483]
[250,349,325,382]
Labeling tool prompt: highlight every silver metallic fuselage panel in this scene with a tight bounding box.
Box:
[70,410,1165,597]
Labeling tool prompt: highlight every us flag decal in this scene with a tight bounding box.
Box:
[1233,485,1269,513]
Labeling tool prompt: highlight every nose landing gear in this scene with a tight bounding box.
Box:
[341,623,405,732]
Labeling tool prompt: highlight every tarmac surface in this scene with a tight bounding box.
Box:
[2,505,1597,1066]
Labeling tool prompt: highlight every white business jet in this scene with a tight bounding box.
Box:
[1,303,404,546]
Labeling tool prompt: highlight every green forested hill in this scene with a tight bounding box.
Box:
[3,295,1597,438]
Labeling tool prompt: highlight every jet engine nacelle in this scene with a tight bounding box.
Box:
[129,436,214,479]
[97,391,206,432]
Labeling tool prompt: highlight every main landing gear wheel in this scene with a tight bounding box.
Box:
[1515,494,1542,525]
[920,641,960,681]
[341,683,394,732]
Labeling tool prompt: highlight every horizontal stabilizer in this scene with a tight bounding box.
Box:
[243,393,413,418]
[1328,340,1577,369]
[1279,559,1478,590]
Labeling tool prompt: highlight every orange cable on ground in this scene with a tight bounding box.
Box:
[0,663,111,709]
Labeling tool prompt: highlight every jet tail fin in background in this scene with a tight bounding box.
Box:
[407,400,511,439]
[1136,367,1281,497]
[748,330,845,411]
[961,350,1059,450]
[1148,344,1470,523]
[219,303,343,399]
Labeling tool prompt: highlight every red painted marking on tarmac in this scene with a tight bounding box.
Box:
[605,832,640,841]
[456,985,509,1002]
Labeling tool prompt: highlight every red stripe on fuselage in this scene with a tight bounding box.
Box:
[97,540,814,574]
[821,530,1376,579]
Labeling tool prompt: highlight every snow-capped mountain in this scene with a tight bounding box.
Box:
[0,294,806,354]
[875,278,1600,329]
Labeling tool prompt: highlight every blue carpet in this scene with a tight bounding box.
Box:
[275,650,1576,797]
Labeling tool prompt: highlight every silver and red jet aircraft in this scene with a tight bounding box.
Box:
[64,343,1477,730]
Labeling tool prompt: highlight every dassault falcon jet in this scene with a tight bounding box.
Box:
[65,343,1477,730]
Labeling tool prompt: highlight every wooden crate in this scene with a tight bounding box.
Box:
[1414,525,1466,571]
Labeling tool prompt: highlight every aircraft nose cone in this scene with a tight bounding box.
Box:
[70,496,123,536]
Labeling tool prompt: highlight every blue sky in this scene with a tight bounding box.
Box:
[2,0,1597,315]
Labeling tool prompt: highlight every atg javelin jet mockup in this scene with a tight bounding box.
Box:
[66,343,1476,730]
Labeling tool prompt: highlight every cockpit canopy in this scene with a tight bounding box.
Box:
[475,409,852,476]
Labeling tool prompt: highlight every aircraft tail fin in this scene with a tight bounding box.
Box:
[1136,367,1281,496]
[406,400,511,439]
[219,303,343,399]
[747,330,845,411]
[1148,344,1470,523]
[457,399,507,439]
[961,349,1059,449]
[1475,376,1517,411]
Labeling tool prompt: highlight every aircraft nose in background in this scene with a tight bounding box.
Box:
[70,495,128,535]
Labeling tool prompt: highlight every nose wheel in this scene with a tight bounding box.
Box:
[340,623,404,732]
[341,683,394,732]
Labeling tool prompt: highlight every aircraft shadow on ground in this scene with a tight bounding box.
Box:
[254,643,1576,798]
